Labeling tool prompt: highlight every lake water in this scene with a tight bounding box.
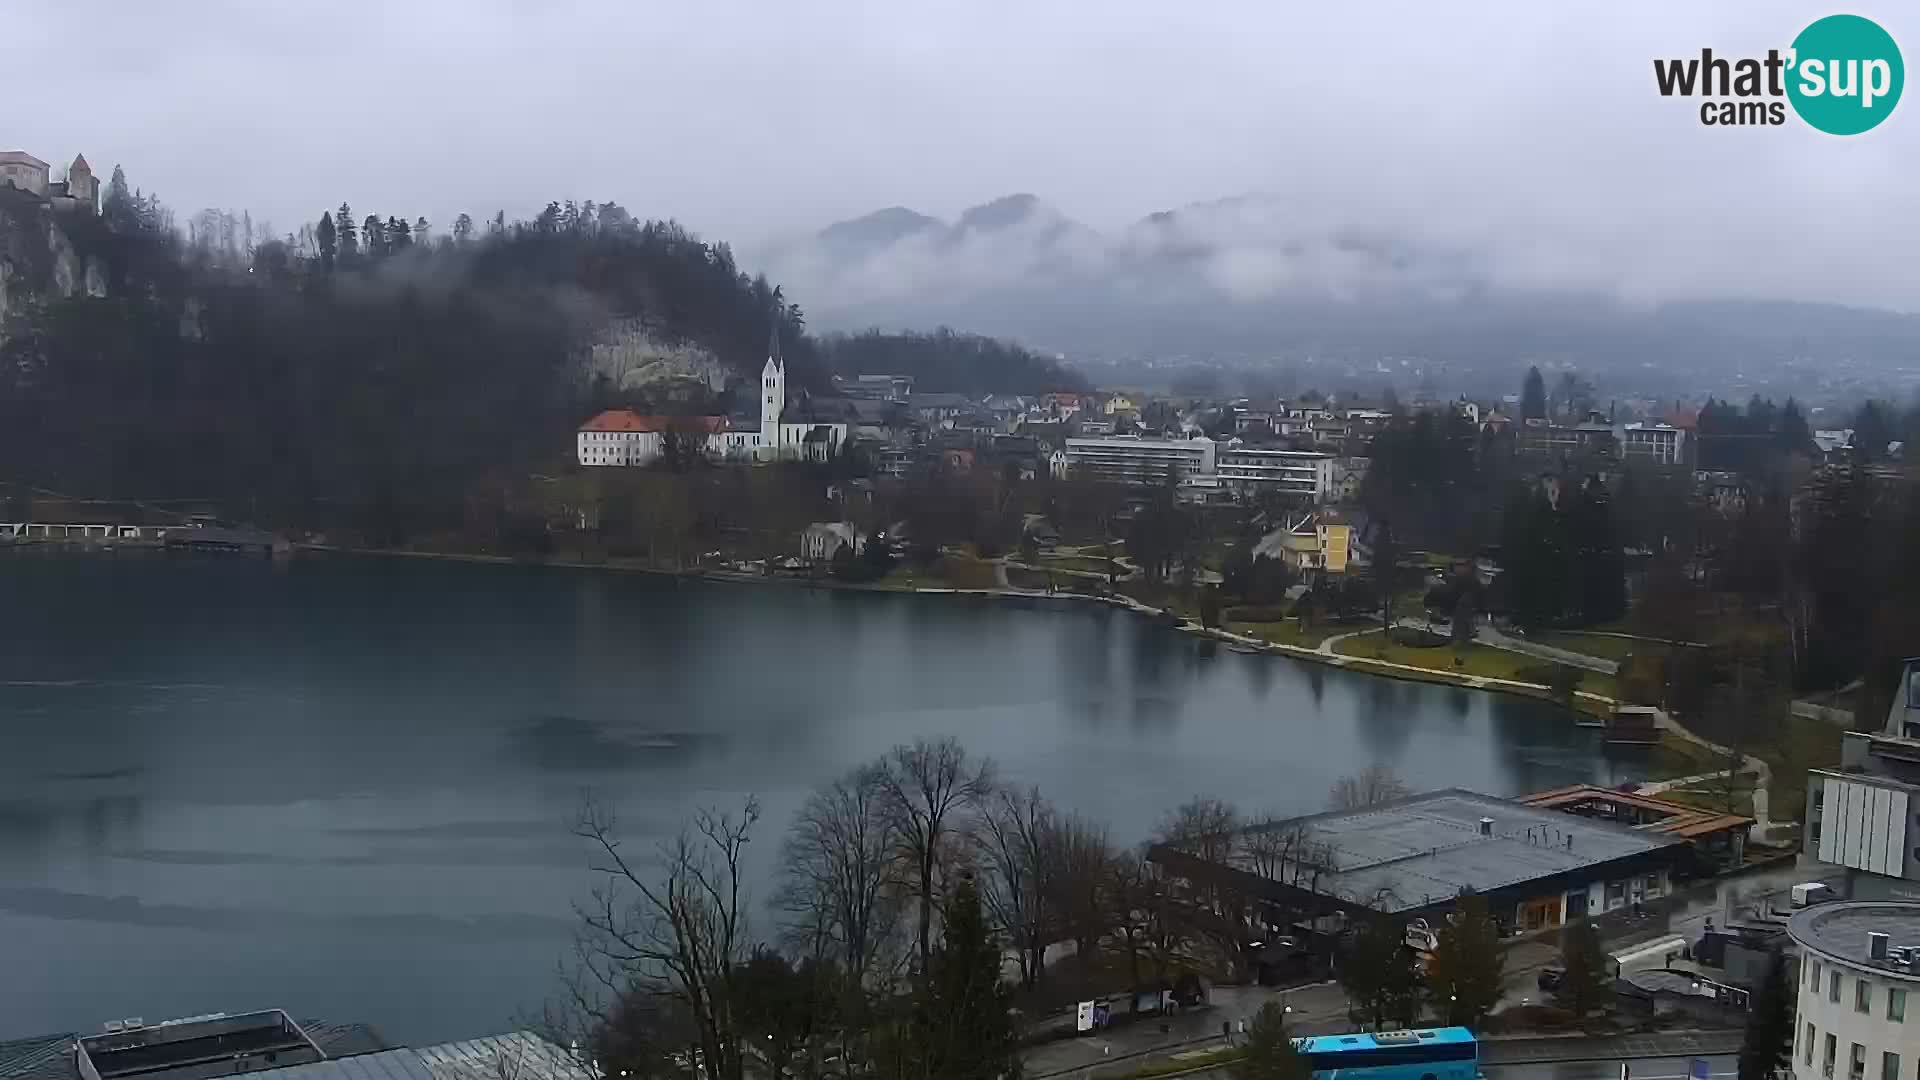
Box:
[0,552,1653,1043]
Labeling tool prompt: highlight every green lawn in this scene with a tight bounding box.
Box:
[1036,554,1120,576]
[1334,630,1623,699]
[1531,632,1650,663]
[1227,619,1339,650]
[1768,713,1843,822]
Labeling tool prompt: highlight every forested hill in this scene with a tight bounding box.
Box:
[0,183,885,539]
[817,328,1088,395]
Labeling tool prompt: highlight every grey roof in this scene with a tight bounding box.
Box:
[0,1035,75,1080]
[411,1034,589,1080]
[1790,902,1920,981]
[253,1049,439,1080]
[1249,789,1682,913]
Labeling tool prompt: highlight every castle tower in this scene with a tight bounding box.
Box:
[760,323,786,449]
[65,155,97,211]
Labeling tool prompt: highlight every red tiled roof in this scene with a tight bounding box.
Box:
[578,409,726,434]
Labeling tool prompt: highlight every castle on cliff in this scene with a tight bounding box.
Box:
[0,151,99,213]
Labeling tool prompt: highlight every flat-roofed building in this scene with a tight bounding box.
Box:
[1148,788,1687,934]
[1215,447,1334,501]
[1061,435,1216,485]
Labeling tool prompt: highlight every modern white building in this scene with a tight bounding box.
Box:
[1790,902,1920,1080]
[576,332,846,466]
[1620,423,1689,466]
[1215,447,1335,501]
[1805,661,1920,901]
[1060,434,1217,486]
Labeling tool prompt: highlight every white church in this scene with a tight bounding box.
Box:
[576,331,848,467]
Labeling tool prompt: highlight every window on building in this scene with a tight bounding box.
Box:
[1815,787,1825,809]
[1825,1034,1837,1077]
[1833,971,1843,1003]
[1892,988,1908,1022]
[1812,959,1824,990]
[1813,822,1823,846]
[1805,1023,1816,1065]
[1885,1052,1901,1080]
[1859,979,1873,1013]
[1852,1044,1868,1080]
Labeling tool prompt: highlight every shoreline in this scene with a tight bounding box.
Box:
[296,542,1621,714]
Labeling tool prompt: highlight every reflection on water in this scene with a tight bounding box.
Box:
[0,552,1644,1043]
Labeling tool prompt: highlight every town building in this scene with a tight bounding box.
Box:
[1517,783,1752,869]
[575,332,846,466]
[1148,788,1687,935]
[1620,422,1690,467]
[1254,509,1356,576]
[0,151,97,213]
[1060,434,1217,486]
[1787,902,1920,1080]
[1804,659,1920,902]
[0,1009,586,1080]
[832,373,914,401]
[1517,420,1617,459]
[800,522,864,562]
[1215,447,1335,501]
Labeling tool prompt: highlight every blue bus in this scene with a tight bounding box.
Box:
[1293,1027,1480,1080]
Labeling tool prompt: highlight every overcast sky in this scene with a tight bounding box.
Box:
[7,1,1916,309]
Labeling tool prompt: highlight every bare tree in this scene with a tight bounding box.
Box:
[1154,796,1241,883]
[979,785,1057,989]
[1327,765,1411,810]
[878,737,995,972]
[779,763,904,986]
[1046,813,1114,972]
[1106,850,1181,994]
[565,796,760,1080]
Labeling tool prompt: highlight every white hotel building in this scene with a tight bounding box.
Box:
[1791,903,1920,1080]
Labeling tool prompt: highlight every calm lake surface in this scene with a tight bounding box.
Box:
[0,552,1655,1042]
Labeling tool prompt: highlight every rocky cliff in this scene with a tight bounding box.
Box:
[0,189,107,329]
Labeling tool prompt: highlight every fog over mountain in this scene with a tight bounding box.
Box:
[757,190,1920,382]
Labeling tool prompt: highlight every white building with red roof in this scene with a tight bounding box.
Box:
[576,329,846,466]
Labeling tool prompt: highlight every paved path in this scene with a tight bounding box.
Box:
[1646,710,1779,840]
[1478,625,1621,676]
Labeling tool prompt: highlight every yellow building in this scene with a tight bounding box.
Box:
[1103,393,1139,416]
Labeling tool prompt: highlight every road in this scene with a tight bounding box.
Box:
[1486,1055,1735,1080]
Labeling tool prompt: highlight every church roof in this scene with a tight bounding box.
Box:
[0,151,49,169]
[69,154,90,173]
[767,323,783,371]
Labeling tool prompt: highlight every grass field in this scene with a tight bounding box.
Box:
[1036,554,1120,576]
[1227,619,1340,650]
[1332,629,1625,700]
[1530,632,1651,663]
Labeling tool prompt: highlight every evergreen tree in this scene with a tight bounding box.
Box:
[1737,946,1793,1080]
[387,216,411,250]
[1373,521,1399,634]
[103,165,136,229]
[363,215,385,256]
[912,874,1019,1080]
[1339,918,1421,1029]
[1521,366,1548,421]
[336,202,357,258]
[1570,480,1627,625]
[452,213,474,245]
[1232,1002,1310,1080]
[1553,920,1612,1020]
[413,216,431,247]
[1780,399,1814,456]
[1425,895,1506,1028]
[316,212,336,273]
